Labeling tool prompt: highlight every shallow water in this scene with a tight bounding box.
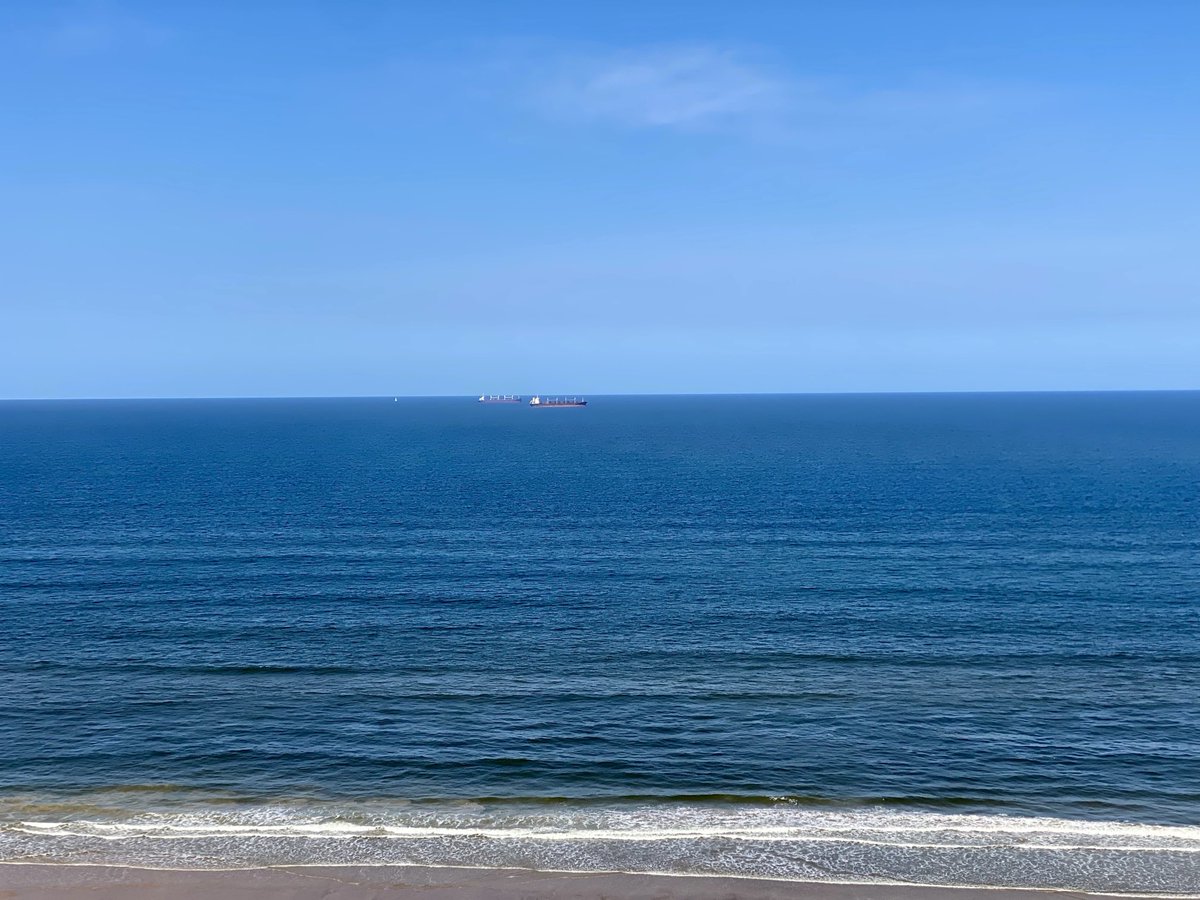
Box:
[1,394,1198,892]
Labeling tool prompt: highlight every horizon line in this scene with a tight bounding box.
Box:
[2,388,1198,403]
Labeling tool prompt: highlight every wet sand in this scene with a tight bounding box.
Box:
[0,865,1116,900]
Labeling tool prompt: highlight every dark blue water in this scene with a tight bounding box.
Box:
[1,394,1198,892]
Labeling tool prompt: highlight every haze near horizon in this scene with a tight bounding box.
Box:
[2,1,1198,399]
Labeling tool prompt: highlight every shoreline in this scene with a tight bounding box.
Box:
[0,865,1165,900]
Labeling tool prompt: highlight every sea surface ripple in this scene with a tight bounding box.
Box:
[1,394,1197,893]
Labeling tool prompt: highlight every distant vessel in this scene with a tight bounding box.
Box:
[529,396,587,408]
[478,395,522,404]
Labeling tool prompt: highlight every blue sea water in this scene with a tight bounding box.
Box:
[1,393,1198,893]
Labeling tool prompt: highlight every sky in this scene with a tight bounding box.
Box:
[2,1,1198,398]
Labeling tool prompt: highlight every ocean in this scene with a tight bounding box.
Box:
[1,393,1197,894]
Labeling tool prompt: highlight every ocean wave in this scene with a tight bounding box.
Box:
[2,797,1198,895]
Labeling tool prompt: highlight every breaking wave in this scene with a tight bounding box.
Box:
[2,795,1198,896]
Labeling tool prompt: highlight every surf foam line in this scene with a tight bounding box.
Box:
[4,805,1199,895]
[10,821,1200,854]
[7,808,1200,845]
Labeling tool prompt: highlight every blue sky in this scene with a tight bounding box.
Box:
[2,1,1198,398]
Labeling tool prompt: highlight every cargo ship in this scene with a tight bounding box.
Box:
[478,395,522,403]
[529,395,587,408]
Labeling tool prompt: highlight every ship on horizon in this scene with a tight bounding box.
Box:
[478,395,522,404]
[529,395,587,408]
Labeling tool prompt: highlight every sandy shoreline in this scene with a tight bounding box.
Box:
[0,865,1128,900]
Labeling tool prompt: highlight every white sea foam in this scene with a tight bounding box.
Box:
[9,813,1200,850]
[3,800,1199,894]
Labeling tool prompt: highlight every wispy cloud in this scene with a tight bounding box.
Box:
[470,41,1051,141]
[532,46,789,131]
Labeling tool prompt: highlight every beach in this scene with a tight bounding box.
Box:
[0,866,1118,900]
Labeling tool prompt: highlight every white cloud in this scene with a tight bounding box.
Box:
[531,45,790,131]
[478,41,1050,143]
[365,40,1049,143]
